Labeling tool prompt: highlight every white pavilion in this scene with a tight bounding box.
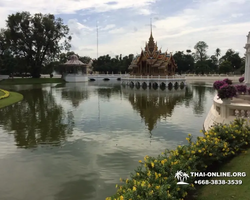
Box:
[61,54,89,82]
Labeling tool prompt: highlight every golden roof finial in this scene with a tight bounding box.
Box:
[148,17,155,53]
[150,17,152,37]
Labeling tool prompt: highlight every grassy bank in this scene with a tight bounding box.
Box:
[0,91,23,109]
[0,78,64,85]
[0,89,4,96]
[196,150,250,200]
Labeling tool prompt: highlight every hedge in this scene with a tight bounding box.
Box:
[106,118,250,200]
[0,89,10,100]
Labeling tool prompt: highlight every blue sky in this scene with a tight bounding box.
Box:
[0,0,249,59]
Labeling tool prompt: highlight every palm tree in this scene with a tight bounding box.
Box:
[175,170,183,181]
[183,173,189,181]
[215,48,221,58]
[215,48,221,65]
[186,49,191,54]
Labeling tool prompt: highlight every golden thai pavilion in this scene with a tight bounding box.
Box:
[128,29,177,76]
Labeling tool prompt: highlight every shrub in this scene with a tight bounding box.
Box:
[106,119,250,200]
[213,80,225,90]
[239,77,244,83]
[235,85,247,94]
[223,78,232,85]
[217,84,237,99]
[0,89,10,100]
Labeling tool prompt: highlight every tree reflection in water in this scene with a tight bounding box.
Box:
[192,85,207,115]
[96,85,121,100]
[0,88,74,148]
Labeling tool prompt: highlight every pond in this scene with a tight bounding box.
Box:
[0,81,216,200]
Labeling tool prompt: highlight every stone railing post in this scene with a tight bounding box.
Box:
[220,104,227,118]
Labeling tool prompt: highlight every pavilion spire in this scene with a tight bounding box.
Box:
[150,17,152,37]
[148,17,155,53]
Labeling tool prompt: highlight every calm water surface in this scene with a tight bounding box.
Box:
[0,81,215,200]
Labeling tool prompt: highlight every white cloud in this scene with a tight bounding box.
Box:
[100,24,116,31]
[231,13,243,18]
[66,0,250,58]
[0,0,249,58]
[108,28,124,34]
[138,8,152,15]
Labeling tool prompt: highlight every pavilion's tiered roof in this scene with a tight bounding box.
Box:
[128,30,177,71]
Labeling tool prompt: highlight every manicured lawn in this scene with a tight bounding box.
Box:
[196,150,250,200]
[0,91,23,109]
[0,89,4,97]
[0,78,64,85]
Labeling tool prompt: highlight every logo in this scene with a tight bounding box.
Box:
[175,170,189,184]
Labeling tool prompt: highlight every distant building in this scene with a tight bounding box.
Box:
[128,30,177,76]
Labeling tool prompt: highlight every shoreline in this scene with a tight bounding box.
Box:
[0,91,23,109]
[0,75,241,86]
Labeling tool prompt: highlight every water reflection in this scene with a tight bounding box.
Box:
[95,85,121,100]
[54,173,98,200]
[0,82,216,200]
[191,85,214,116]
[0,87,74,148]
[61,83,89,107]
[122,87,193,132]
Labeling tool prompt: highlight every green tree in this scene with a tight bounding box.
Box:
[58,51,76,63]
[79,56,91,64]
[92,53,133,73]
[194,60,210,74]
[220,49,241,70]
[194,41,208,62]
[206,55,218,72]
[2,12,71,78]
[186,49,191,54]
[173,51,194,73]
[219,60,233,74]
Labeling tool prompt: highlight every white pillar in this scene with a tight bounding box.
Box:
[245,49,250,86]
[245,54,249,83]
[244,32,250,86]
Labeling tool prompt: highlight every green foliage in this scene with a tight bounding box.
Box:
[173,51,194,73]
[92,54,134,73]
[194,41,208,62]
[219,60,233,73]
[0,11,71,78]
[194,61,210,74]
[219,49,241,70]
[107,118,250,200]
